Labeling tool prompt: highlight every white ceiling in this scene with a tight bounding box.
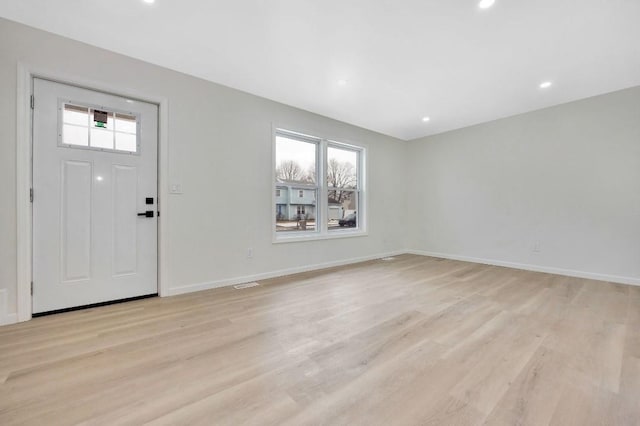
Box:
[2,0,640,140]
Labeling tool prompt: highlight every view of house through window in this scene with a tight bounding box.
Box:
[275,133,318,233]
[275,129,363,238]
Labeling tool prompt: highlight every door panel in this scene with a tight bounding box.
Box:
[113,164,138,276]
[33,78,158,314]
[61,160,92,282]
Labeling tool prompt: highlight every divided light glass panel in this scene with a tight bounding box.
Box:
[62,104,90,147]
[89,109,114,149]
[327,145,359,230]
[275,134,318,234]
[115,113,137,151]
[62,104,138,153]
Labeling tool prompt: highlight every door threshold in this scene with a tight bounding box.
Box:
[32,293,158,317]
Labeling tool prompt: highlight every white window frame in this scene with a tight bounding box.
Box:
[273,127,367,243]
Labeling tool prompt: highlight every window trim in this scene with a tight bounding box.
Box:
[272,127,367,243]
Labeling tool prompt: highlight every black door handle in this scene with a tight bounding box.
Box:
[137,211,154,218]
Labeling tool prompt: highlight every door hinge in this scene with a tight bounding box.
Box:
[31,282,33,295]
[30,188,33,203]
[30,95,34,110]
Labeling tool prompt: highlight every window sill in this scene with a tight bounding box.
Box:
[273,229,368,244]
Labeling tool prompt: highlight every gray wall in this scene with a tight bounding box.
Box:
[0,18,407,320]
[407,87,640,283]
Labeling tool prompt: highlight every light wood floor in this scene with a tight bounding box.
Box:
[1,254,639,425]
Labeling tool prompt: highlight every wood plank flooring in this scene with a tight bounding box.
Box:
[0,254,638,425]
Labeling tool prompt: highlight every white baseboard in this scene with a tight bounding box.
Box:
[407,249,640,287]
[0,289,18,326]
[0,313,18,326]
[167,250,407,296]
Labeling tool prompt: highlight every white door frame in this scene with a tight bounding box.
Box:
[16,63,170,322]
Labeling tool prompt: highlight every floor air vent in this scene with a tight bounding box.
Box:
[234,282,260,290]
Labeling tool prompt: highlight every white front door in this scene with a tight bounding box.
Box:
[32,78,158,314]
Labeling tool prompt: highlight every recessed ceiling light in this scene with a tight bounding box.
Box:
[478,0,495,9]
[539,81,553,89]
[143,0,155,4]
[337,79,348,86]
[422,116,431,123]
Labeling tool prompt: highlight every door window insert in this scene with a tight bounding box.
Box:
[60,102,139,154]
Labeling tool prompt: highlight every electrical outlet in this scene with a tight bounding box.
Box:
[532,241,541,253]
[246,248,253,259]
[169,183,183,194]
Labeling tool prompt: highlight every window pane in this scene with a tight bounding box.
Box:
[90,128,114,149]
[63,104,89,126]
[115,113,137,134]
[327,146,357,189]
[328,190,357,230]
[276,188,317,233]
[275,135,316,184]
[63,124,89,146]
[91,109,114,130]
[115,133,137,152]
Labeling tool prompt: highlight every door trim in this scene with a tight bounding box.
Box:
[16,63,170,322]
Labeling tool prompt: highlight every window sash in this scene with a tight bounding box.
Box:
[326,141,361,191]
